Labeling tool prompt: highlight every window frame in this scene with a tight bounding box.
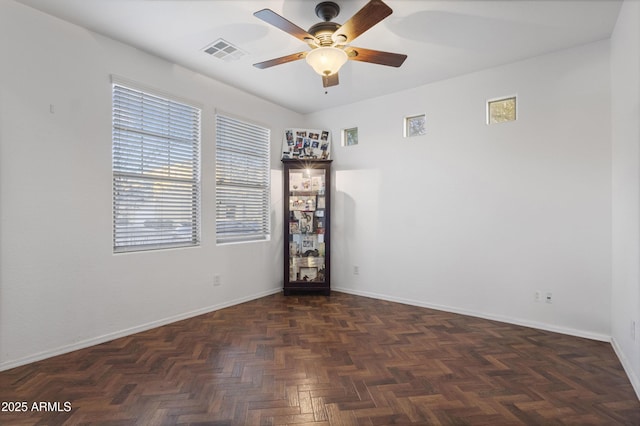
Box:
[215,113,271,244]
[112,79,202,253]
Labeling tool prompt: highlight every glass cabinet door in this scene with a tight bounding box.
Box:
[283,160,331,295]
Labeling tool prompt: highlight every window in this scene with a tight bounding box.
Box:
[112,83,201,252]
[215,114,270,243]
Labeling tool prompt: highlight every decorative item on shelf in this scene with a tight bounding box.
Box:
[290,242,299,256]
[282,128,331,160]
[289,221,301,234]
[294,211,314,233]
[299,267,318,282]
[290,196,317,211]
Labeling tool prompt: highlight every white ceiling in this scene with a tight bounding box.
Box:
[16,0,622,114]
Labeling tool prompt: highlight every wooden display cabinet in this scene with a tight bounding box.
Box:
[282,159,331,295]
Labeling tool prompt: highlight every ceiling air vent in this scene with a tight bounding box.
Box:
[203,39,246,61]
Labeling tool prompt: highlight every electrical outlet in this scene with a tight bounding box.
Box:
[535,291,541,302]
[214,274,222,287]
[545,292,552,304]
[353,265,359,275]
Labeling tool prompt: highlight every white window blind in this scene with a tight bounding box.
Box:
[112,84,201,252]
[216,114,270,243]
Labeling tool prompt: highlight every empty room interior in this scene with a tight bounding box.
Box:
[1,0,639,424]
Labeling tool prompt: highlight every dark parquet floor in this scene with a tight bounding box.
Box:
[1,291,639,425]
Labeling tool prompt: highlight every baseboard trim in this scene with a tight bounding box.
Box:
[611,337,640,400]
[0,287,282,372]
[332,287,611,342]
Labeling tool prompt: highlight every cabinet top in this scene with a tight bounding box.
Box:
[282,159,333,164]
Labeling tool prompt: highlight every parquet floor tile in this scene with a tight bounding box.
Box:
[1,292,638,425]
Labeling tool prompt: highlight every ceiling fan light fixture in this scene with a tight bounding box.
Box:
[306,47,348,76]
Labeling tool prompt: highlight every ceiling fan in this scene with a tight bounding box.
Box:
[253,0,407,88]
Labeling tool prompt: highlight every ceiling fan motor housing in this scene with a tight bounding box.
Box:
[315,2,340,21]
[308,21,341,46]
[309,2,342,46]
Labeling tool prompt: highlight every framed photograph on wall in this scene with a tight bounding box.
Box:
[342,127,358,146]
[487,96,517,124]
[404,114,426,137]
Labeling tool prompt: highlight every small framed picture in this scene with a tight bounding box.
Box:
[289,242,299,256]
[289,221,300,234]
[302,235,317,250]
[294,211,314,233]
[487,96,517,124]
[404,114,426,137]
[342,127,358,146]
[290,196,316,211]
[299,267,318,281]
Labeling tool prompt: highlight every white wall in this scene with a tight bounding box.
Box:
[306,40,613,341]
[1,1,634,395]
[0,1,301,370]
[611,0,640,397]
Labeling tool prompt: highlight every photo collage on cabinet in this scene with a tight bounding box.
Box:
[282,128,331,160]
[288,168,326,282]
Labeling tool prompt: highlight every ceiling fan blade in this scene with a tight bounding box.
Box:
[332,0,392,44]
[253,52,308,69]
[346,47,407,67]
[254,9,319,45]
[322,73,339,88]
